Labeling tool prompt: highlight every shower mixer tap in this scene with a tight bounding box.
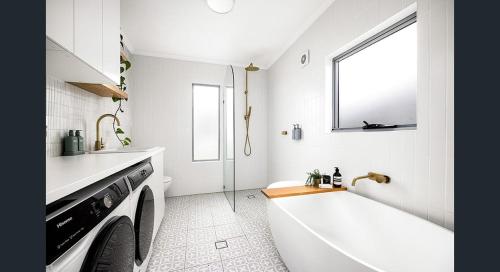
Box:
[244,63,259,156]
[245,106,252,120]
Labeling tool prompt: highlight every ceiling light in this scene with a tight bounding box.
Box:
[206,0,234,14]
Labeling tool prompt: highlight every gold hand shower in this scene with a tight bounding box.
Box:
[244,63,259,156]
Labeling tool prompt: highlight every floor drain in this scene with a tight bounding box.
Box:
[215,240,228,249]
[247,194,256,199]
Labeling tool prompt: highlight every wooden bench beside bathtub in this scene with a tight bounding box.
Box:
[261,185,347,199]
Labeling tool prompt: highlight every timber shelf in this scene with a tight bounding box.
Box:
[68,48,129,99]
[261,186,347,199]
[68,83,128,99]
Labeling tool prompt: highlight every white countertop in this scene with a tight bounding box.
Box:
[46,147,165,205]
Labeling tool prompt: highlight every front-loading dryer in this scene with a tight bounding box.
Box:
[125,159,156,272]
[46,171,134,272]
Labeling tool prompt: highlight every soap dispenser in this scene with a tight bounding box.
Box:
[333,167,342,188]
[63,130,78,156]
[292,124,302,140]
[75,130,84,153]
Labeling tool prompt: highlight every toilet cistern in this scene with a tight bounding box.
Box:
[163,176,173,197]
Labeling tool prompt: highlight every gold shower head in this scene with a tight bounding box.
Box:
[245,63,260,72]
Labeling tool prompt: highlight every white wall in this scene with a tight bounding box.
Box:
[130,56,268,196]
[233,67,268,190]
[267,0,453,230]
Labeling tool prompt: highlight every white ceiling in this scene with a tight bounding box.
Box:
[121,0,335,69]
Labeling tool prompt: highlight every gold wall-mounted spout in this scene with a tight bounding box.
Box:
[95,114,120,151]
[352,172,390,186]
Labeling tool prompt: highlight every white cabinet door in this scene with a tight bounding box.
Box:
[46,0,74,52]
[74,0,103,71]
[102,0,121,84]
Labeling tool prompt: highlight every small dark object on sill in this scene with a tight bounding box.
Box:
[362,121,398,129]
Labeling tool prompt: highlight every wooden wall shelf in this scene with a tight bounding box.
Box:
[68,82,128,99]
[261,186,347,199]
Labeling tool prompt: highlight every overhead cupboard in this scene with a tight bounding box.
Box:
[46,0,125,98]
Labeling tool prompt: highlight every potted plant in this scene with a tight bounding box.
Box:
[306,169,322,187]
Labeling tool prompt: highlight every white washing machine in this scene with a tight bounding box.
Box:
[125,159,157,272]
[46,171,135,272]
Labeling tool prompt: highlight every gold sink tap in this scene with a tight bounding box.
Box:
[95,114,120,151]
[352,172,391,186]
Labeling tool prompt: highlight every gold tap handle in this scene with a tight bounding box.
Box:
[368,172,390,183]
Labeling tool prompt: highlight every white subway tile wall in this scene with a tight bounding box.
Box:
[46,76,132,157]
[267,0,454,230]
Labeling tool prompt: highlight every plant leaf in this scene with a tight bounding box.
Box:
[112,97,121,102]
[115,128,124,134]
[123,140,130,146]
[125,137,132,143]
[120,66,124,73]
[123,60,131,70]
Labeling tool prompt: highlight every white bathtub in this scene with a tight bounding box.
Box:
[267,181,454,272]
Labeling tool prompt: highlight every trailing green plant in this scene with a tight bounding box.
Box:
[112,34,132,147]
[305,169,322,186]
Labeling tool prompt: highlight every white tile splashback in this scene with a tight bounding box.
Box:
[46,76,132,157]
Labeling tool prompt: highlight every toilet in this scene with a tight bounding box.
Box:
[163,176,173,197]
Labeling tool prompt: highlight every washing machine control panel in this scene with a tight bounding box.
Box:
[127,161,154,191]
[45,178,130,265]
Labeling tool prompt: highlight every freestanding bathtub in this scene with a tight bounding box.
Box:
[267,181,454,272]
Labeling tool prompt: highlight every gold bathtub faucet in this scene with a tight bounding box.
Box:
[95,114,120,151]
[352,172,390,186]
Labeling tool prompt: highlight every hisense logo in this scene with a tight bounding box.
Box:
[56,217,72,228]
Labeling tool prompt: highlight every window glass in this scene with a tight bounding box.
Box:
[193,84,220,161]
[334,15,417,129]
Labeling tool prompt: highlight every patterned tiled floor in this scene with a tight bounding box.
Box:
[147,189,289,272]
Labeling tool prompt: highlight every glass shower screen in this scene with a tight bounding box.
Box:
[223,65,235,211]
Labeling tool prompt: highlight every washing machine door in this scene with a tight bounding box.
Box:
[81,216,135,272]
[134,185,155,265]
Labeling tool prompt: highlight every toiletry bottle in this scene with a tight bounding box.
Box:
[293,124,301,141]
[333,167,342,188]
[75,130,84,153]
[292,124,302,140]
[63,130,78,156]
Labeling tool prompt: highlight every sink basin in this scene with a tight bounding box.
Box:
[89,147,156,154]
